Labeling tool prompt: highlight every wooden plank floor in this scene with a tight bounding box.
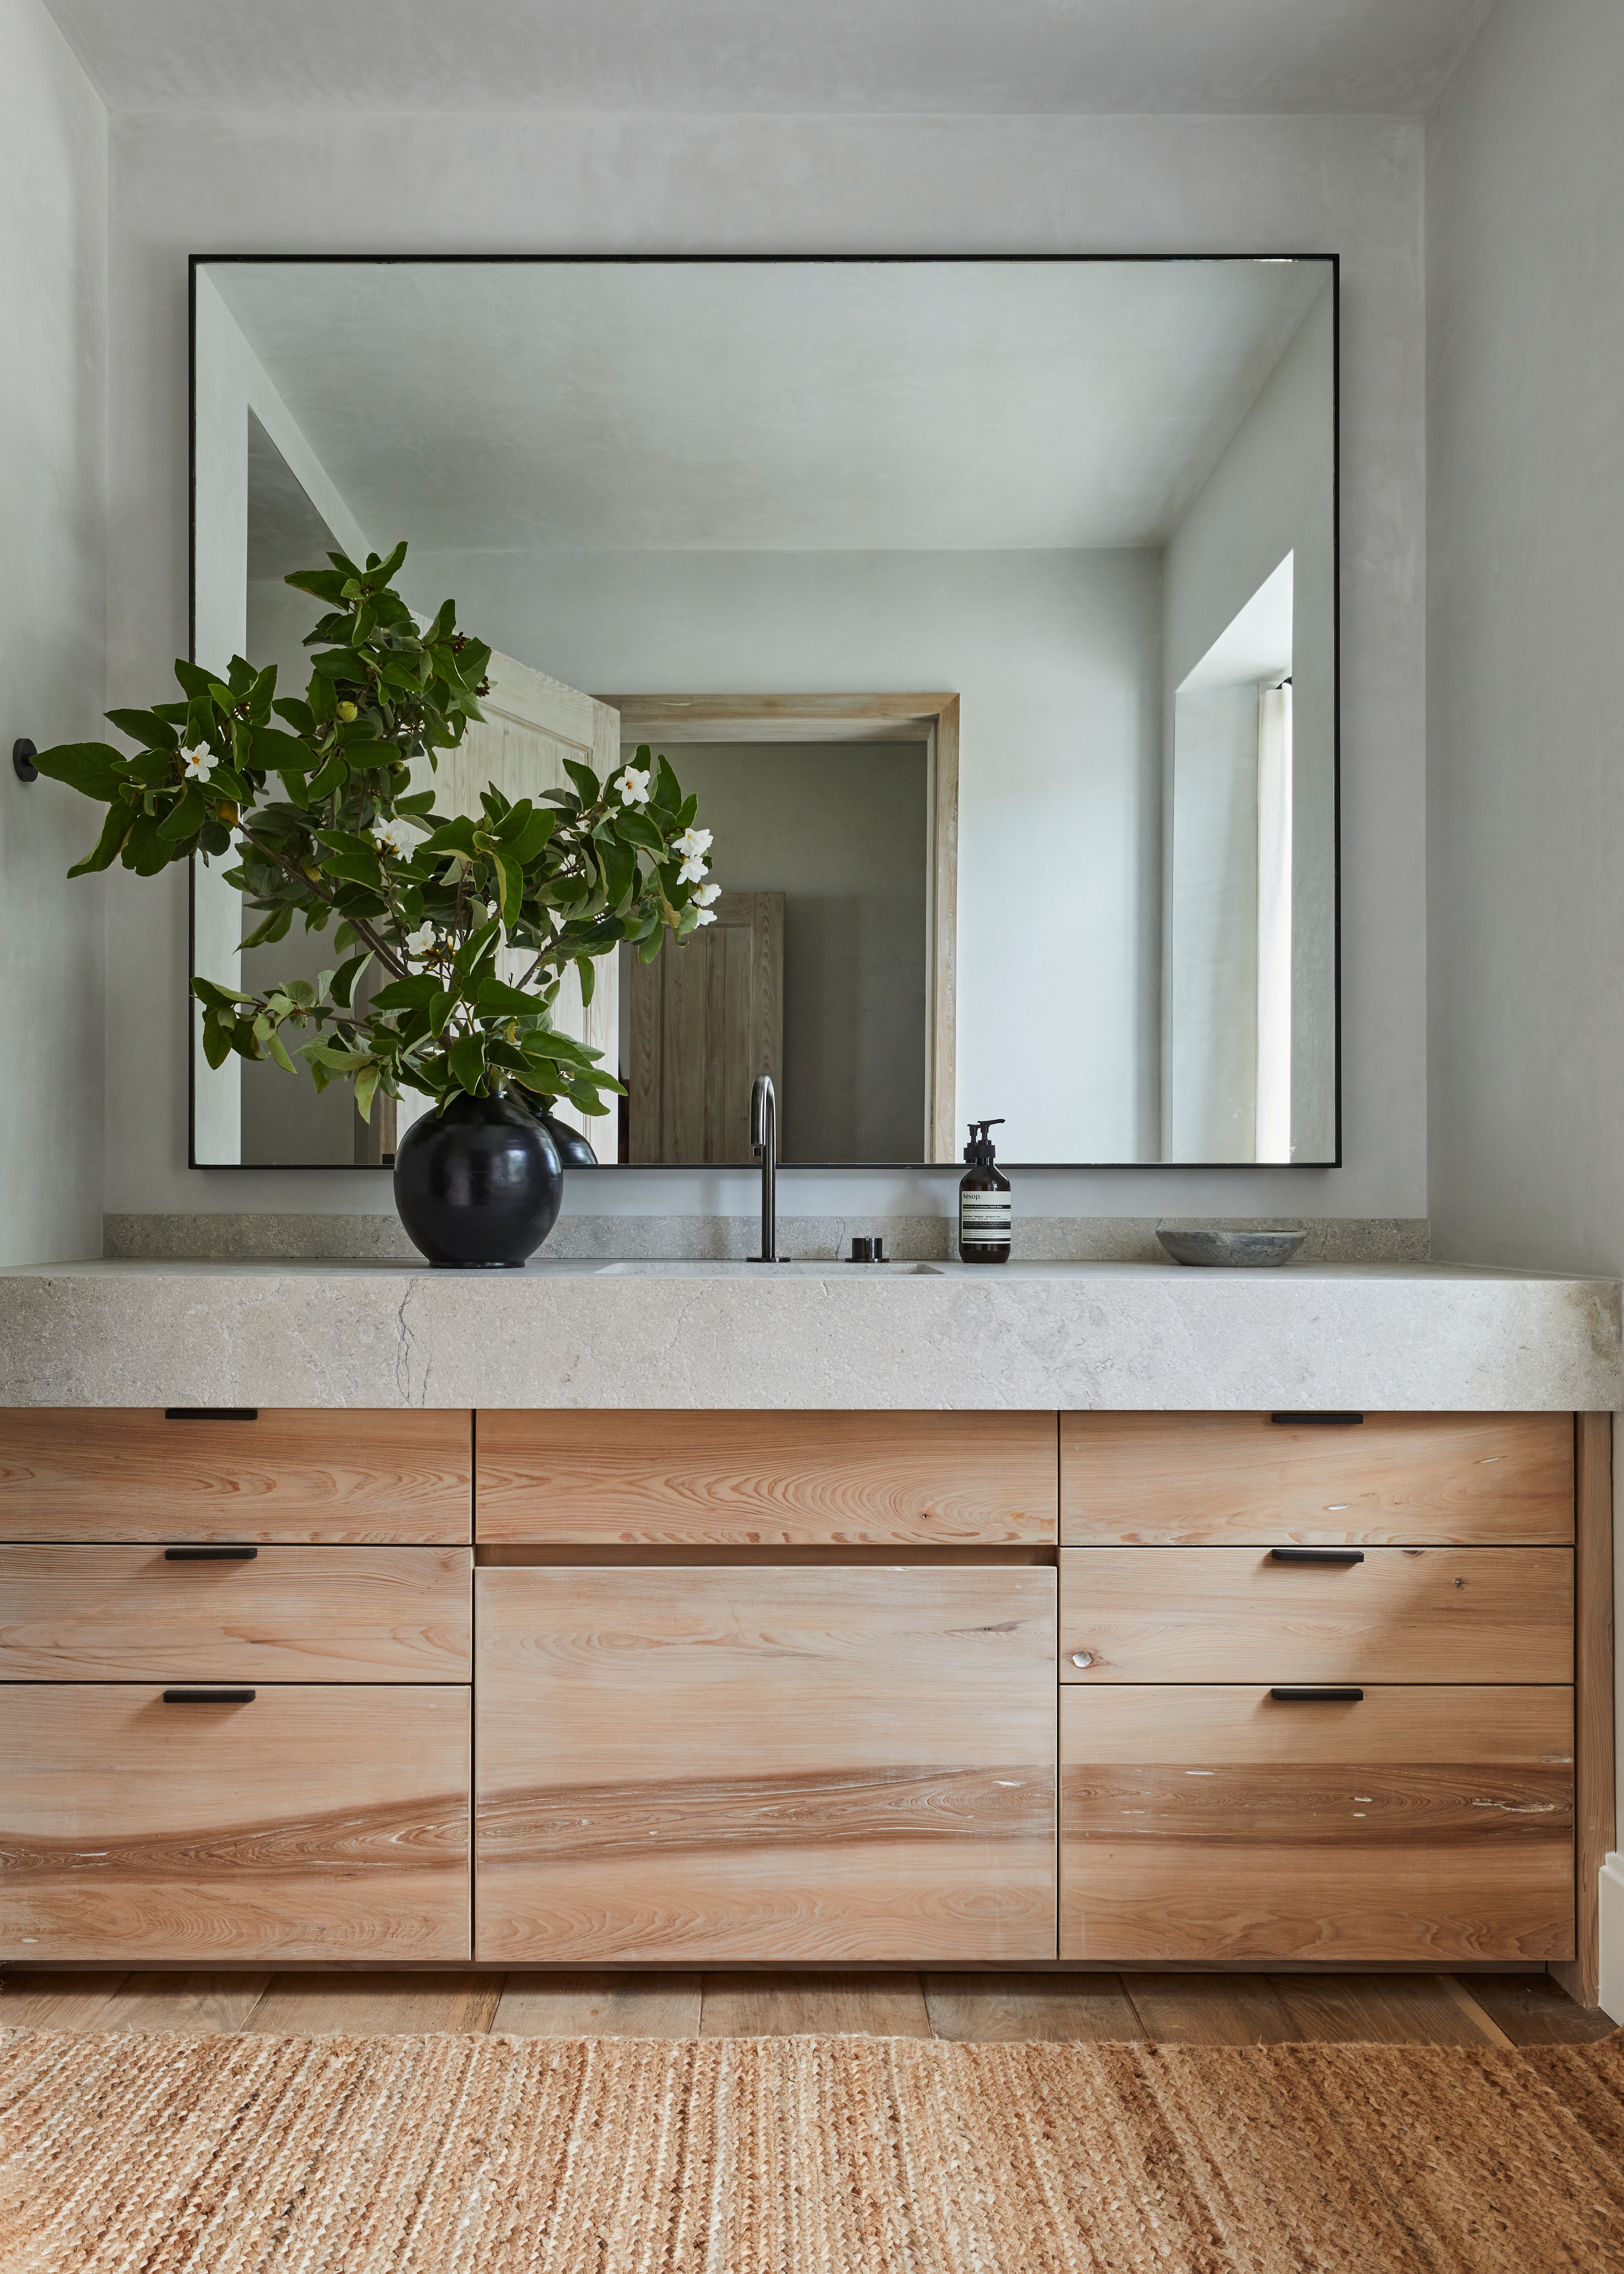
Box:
[1,1970,1613,2046]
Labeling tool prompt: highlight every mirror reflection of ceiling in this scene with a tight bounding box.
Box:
[209,261,1328,556]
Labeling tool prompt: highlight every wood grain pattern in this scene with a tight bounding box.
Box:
[241,1973,501,2036]
[493,1972,703,2039]
[1552,1411,1614,2009]
[1060,1412,1574,1546]
[1468,1971,1622,2046]
[0,1409,473,1544]
[922,1973,1143,2044]
[0,1545,472,1682]
[1267,1973,1501,2048]
[0,1970,130,2029]
[1058,1544,1572,1684]
[627,891,782,1165]
[1060,1685,1575,1966]
[475,1409,1058,1545]
[1119,1973,1298,2046]
[474,1564,1057,1964]
[698,1971,933,2039]
[0,1685,471,1963]
[98,1971,271,2034]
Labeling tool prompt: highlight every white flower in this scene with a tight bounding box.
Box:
[180,743,214,782]
[374,816,414,859]
[693,907,716,926]
[674,826,712,860]
[405,923,438,958]
[694,879,720,908]
[678,854,708,885]
[614,764,651,806]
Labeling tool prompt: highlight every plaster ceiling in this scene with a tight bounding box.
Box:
[46,0,1492,115]
[215,258,1330,555]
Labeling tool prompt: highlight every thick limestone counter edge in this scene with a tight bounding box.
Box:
[0,1259,1617,1411]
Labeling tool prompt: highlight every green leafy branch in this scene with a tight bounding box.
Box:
[32,543,715,1123]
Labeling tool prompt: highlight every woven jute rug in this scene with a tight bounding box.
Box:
[2,2025,1622,2273]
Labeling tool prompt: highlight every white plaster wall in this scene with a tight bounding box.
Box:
[101,109,1425,1224]
[1426,0,1624,2013]
[0,0,107,1265]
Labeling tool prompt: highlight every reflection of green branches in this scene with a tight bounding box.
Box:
[31,541,713,1125]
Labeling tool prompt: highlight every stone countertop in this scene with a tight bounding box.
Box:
[0,1256,1617,1412]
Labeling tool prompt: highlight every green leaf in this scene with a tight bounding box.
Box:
[429,988,455,1038]
[31,741,127,802]
[493,847,522,925]
[474,975,537,1018]
[67,800,134,877]
[252,724,314,771]
[369,975,438,1011]
[122,813,175,876]
[575,956,596,1008]
[563,759,601,806]
[353,1063,381,1122]
[284,567,351,604]
[416,815,480,858]
[201,1015,234,1069]
[104,708,179,749]
[449,1031,486,1094]
[329,951,373,1009]
[266,1027,298,1075]
[318,849,383,890]
[241,904,294,950]
[157,783,205,842]
[173,659,231,708]
[614,808,664,854]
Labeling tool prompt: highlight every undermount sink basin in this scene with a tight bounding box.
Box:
[591,1260,945,1276]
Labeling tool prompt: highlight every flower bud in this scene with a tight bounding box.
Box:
[337,701,358,723]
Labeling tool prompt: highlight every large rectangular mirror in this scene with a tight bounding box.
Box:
[189,255,1338,1167]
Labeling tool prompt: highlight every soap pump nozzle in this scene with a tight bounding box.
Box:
[963,1117,1005,1166]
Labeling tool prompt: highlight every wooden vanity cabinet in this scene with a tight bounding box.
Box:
[0,1407,475,1964]
[0,1685,470,1963]
[474,1563,1057,1963]
[1057,1410,1606,1978]
[475,1409,1057,1545]
[1060,1685,1575,1965]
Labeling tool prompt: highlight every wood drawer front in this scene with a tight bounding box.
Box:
[0,1684,470,1963]
[0,1408,472,1543]
[1059,1545,1572,1685]
[476,1410,1058,1545]
[0,1546,472,1682]
[1061,1413,1574,1545]
[1060,1685,1574,1966]
[475,1564,1057,1962]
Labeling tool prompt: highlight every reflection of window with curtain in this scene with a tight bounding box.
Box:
[1256,677,1293,1161]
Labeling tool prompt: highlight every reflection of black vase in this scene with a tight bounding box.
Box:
[393,1092,562,1267]
[520,1093,599,1169]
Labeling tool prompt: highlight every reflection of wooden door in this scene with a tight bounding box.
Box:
[360,655,622,1163]
[627,891,783,1164]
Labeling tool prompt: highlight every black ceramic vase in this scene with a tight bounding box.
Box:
[519,1093,599,1169]
[392,1092,563,1267]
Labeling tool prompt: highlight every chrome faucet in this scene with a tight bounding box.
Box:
[750,1073,778,1263]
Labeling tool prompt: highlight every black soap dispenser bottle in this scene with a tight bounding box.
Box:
[958,1119,1011,1264]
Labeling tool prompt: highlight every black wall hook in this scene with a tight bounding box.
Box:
[13,739,38,783]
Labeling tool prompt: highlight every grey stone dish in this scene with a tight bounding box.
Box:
[1154,1222,1308,1268]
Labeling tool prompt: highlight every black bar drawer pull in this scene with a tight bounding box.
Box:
[164,1545,258,1561]
[1270,1547,1365,1565]
[1271,1686,1364,1702]
[164,1408,258,1421]
[162,1687,256,1705]
[1270,1412,1364,1425]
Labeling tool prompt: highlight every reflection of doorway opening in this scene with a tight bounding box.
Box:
[607,694,960,1163]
